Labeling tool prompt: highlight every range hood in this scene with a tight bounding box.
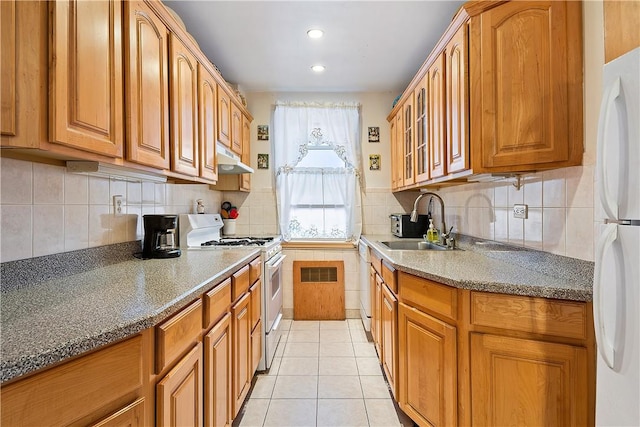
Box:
[217,143,254,174]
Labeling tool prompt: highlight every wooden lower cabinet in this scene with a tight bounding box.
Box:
[398,302,457,427]
[470,333,588,426]
[251,318,263,374]
[232,292,252,417]
[91,398,146,427]
[204,313,232,427]
[381,283,398,398]
[156,343,203,427]
[1,334,147,426]
[371,267,382,355]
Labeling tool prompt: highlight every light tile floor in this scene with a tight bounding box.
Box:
[234,319,415,427]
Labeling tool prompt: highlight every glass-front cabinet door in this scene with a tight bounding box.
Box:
[415,77,429,183]
[403,97,415,186]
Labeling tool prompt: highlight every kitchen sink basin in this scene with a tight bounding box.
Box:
[379,240,456,251]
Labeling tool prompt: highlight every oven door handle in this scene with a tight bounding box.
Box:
[266,253,286,271]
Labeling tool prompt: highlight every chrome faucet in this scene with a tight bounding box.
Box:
[410,192,446,243]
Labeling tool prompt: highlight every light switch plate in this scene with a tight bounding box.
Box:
[113,195,123,215]
[513,204,528,219]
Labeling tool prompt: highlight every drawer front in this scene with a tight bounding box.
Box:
[399,272,457,322]
[203,278,231,329]
[156,299,203,373]
[371,250,383,276]
[232,265,250,301]
[470,292,588,340]
[382,261,397,294]
[249,257,262,284]
[250,278,262,332]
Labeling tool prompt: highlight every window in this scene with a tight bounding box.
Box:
[273,102,362,242]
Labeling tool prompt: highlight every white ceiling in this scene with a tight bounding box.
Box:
[163,1,466,94]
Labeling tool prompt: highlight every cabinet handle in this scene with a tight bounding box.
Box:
[596,77,624,220]
[593,223,621,369]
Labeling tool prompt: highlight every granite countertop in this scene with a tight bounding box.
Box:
[360,234,594,302]
[0,247,260,384]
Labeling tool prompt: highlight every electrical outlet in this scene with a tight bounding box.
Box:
[513,204,528,219]
[113,195,123,215]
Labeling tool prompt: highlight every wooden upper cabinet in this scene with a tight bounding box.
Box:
[124,1,170,170]
[217,86,231,149]
[471,333,588,426]
[240,114,251,190]
[427,53,446,179]
[1,0,16,136]
[49,0,123,158]
[414,77,429,183]
[198,64,218,182]
[390,111,404,190]
[230,103,243,155]
[169,34,199,177]
[604,0,640,63]
[470,1,583,172]
[446,24,469,174]
[402,98,415,186]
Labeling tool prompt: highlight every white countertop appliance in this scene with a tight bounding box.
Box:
[179,214,285,372]
[594,47,640,426]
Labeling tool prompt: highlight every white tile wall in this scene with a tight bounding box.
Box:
[434,165,595,261]
[0,157,223,262]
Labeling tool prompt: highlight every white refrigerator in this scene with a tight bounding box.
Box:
[594,47,640,426]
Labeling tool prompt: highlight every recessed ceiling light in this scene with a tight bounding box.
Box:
[311,65,326,73]
[307,29,324,39]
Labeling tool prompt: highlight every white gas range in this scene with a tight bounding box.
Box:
[179,214,284,372]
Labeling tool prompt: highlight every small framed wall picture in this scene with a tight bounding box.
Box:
[369,154,381,171]
[257,125,269,141]
[368,126,380,143]
[257,153,269,169]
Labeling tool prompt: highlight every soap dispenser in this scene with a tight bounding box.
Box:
[426,219,439,243]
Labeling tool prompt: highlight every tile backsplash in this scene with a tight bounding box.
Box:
[0,157,222,262]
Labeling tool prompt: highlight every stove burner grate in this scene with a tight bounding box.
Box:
[201,236,275,247]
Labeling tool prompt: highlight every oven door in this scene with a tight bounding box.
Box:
[264,252,285,333]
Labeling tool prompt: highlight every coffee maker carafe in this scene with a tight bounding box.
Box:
[142,215,181,259]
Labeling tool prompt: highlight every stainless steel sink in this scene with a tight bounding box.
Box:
[379,240,454,251]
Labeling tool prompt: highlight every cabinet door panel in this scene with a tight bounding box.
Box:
[446,25,469,174]
[428,54,446,179]
[398,303,456,427]
[471,333,588,427]
[50,0,123,157]
[381,284,397,398]
[204,314,232,427]
[198,64,218,182]
[232,293,251,417]
[415,78,429,183]
[1,0,16,136]
[91,398,145,427]
[402,99,415,186]
[125,1,170,169]
[217,87,231,148]
[475,1,571,168]
[169,35,199,176]
[240,114,251,190]
[156,343,203,427]
[231,103,242,155]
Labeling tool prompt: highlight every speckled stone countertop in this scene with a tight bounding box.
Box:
[0,247,260,384]
[360,234,594,302]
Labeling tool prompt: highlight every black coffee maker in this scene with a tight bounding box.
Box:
[142,215,181,259]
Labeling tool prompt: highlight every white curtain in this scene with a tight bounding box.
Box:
[273,101,362,242]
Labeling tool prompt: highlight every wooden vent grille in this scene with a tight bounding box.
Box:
[300,267,338,283]
[293,260,345,320]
